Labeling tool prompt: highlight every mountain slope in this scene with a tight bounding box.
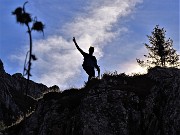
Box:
[5,66,180,135]
[0,59,57,127]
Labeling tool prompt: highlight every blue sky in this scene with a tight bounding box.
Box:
[0,0,179,89]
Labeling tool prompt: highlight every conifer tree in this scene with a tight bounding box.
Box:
[137,25,180,68]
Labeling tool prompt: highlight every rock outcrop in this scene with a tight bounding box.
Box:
[0,59,57,127]
[0,60,5,74]
[6,66,180,135]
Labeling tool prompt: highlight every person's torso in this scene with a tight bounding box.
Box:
[83,53,96,67]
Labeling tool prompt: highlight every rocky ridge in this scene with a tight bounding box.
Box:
[5,66,180,135]
[0,59,59,127]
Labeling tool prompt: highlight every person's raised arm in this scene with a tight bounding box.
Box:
[73,37,85,55]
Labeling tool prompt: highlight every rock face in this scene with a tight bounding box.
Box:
[0,59,5,74]
[0,59,52,126]
[8,67,179,135]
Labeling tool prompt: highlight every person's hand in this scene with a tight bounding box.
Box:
[97,74,100,79]
[73,37,76,43]
[97,70,100,79]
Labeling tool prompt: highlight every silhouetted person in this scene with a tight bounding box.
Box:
[73,37,100,81]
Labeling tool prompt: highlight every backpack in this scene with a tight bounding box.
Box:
[82,54,97,68]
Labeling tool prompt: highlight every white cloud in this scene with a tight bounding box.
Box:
[117,46,147,75]
[119,61,147,74]
[14,0,143,89]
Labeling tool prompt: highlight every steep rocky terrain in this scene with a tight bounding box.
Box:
[0,59,59,128]
[4,66,180,135]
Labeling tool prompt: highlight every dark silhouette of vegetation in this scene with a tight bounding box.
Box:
[73,37,100,81]
[12,1,44,125]
[137,25,180,68]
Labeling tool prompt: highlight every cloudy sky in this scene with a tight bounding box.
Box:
[0,0,179,89]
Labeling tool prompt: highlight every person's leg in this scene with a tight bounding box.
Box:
[88,68,95,81]
[84,66,95,81]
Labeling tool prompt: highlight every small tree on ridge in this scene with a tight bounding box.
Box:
[137,25,180,68]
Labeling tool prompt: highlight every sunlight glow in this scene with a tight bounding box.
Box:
[119,62,147,75]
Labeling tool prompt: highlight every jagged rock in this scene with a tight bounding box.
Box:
[0,60,51,127]
[0,59,5,74]
[12,73,49,98]
[6,67,179,135]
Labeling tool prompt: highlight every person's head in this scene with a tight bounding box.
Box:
[89,46,94,55]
